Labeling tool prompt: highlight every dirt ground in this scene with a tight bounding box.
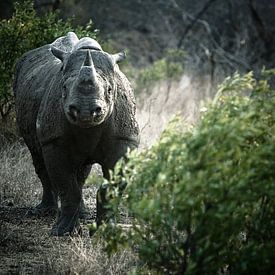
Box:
[0,206,65,274]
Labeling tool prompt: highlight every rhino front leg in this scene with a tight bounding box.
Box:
[42,143,81,236]
[30,168,58,216]
[22,141,58,216]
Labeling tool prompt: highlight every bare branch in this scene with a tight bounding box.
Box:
[177,0,218,49]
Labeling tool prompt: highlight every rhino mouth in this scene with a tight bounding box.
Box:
[78,115,105,128]
[66,108,106,128]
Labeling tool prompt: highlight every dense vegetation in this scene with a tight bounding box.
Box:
[99,70,275,274]
[0,0,95,121]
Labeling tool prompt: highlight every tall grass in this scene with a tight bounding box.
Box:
[0,140,40,207]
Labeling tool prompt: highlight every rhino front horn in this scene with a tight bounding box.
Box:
[84,50,93,67]
[79,51,97,83]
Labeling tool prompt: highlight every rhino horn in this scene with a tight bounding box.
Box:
[79,51,97,84]
[83,50,93,67]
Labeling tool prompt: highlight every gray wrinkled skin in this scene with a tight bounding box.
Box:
[13,32,139,236]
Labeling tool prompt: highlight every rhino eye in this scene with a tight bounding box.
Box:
[62,84,67,98]
[62,91,66,99]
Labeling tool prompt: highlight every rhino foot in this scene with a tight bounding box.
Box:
[50,211,80,236]
[27,203,58,216]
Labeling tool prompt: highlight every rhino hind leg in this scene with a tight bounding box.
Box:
[96,160,127,227]
[77,164,92,219]
[96,179,109,227]
[28,154,58,216]
[96,166,127,227]
[96,141,137,228]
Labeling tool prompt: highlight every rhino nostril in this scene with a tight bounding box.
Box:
[91,106,102,117]
[95,106,102,114]
[69,105,79,119]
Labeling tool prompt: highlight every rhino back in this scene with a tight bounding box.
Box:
[14,44,61,149]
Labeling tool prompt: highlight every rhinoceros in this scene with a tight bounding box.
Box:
[13,32,139,236]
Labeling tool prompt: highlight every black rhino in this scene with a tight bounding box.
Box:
[13,32,139,236]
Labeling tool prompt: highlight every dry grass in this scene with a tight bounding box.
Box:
[0,140,41,208]
[136,74,210,148]
[0,209,138,274]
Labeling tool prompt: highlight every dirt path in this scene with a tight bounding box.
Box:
[0,187,135,275]
[1,206,58,274]
[0,192,95,274]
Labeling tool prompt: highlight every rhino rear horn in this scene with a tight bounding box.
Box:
[112,51,126,64]
[51,46,67,62]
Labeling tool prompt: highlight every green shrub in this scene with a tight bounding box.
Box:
[0,0,96,121]
[99,70,275,274]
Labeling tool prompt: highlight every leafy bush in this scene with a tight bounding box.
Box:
[99,70,275,274]
[0,0,96,121]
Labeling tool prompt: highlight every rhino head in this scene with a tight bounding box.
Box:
[51,39,125,128]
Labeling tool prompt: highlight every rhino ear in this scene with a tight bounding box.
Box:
[51,46,67,62]
[112,51,126,64]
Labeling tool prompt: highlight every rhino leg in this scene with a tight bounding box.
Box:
[96,166,127,227]
[96,170,110,227]
[96,141,135,227]
[77,164,92,219]
[42,143,81,236]
[28,152,58,216]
